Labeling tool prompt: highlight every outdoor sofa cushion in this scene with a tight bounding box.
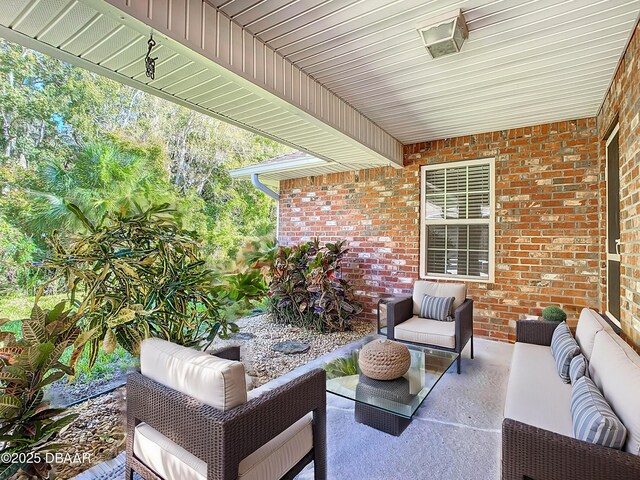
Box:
[504,342,573,437]
[392,316,456,349]
[419,294,455,321]
[550,322,580,383]
[570,376,627,449]
[575,307,616,360]
[133,413,314,480]
[569,354,588,384]
[589,330,640,455]
[412,281,466,316]
[140,337,247,411]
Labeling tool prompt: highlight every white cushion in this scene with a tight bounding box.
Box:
[140,338,247,411]
[133,413,314,480]
[589,331,640,455]
[412,281,466,316]
[575,308,616,360]
[393,316,456,348]
[504,342,573,437]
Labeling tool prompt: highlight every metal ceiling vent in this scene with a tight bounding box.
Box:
[418,10,468,59]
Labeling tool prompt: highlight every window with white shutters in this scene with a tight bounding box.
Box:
[420,158,495,282]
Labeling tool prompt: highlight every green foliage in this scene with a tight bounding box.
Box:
[0,303,91,478]
[0,217,44,294]
[37,203,234,368]
[324,352,359,379]
[0,38,291,297]
[268,240,362,333]
[542,306,567,322]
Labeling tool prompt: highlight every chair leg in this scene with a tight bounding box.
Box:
[125,465,134,480]
[470,335,474,359]
[457,355,461,374]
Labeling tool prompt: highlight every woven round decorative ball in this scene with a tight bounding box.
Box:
[358,339,411,381]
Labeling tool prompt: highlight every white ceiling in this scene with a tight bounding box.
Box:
[212,0,640,144]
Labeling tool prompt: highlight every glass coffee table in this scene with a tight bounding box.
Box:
[325,335,458,436]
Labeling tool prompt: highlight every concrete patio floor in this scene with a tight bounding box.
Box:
[76,336,513,480]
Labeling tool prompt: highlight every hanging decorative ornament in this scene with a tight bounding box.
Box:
[145,33,158,80]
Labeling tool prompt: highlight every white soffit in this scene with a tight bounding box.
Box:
[0,0,403,171]
[229,151,357,187]
[215,0,640,144]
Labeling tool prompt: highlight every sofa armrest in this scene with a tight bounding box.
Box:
[455,299,473,350]
[209,345,241,361]
[386,296,413,340]
[127,369,326,480]
[516,320,558,346]
[502,418,640,480]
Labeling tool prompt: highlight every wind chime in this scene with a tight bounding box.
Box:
[145,33,158,80]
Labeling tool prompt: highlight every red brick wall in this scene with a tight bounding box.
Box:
[279,119,602,342]
[597,21,640,348]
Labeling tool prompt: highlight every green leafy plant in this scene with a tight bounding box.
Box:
[37,203,234,368]
[0,303,90,479]
[542,306,567,322]
[268,240,362,332]
[324,352,359,379]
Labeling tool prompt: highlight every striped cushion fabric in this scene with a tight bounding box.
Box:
[550,322,581,383]
[419,294,455,321]
[571,376,627,449]
[569,353,588,384]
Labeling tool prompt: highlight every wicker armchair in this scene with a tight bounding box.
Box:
[386,281,473,374]
[126,339,326,480]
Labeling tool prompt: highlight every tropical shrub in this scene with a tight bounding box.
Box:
[542,305,567,322]
[37,203,234,368]
[324,352,359,379]
[268,240,362,332]
[0,303,91,479]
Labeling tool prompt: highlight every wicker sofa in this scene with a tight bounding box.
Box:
[126,338,326,480]
[502,308,640,480]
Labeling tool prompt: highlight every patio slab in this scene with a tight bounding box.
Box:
[76,336,513,480]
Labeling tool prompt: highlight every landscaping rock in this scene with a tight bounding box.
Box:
[272,340,310,354]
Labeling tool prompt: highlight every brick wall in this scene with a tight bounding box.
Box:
[279,119,602,342]
[598,21,640,348]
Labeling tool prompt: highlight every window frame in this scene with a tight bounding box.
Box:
[419,157,496,283]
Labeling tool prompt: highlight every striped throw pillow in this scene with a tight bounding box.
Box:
[569,354,588,384]
[571,376,627,449]
[419,294,455,321]
[550,322,580,383]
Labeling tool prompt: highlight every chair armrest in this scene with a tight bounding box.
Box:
[386,296,413,340]
[209,345,240,361]
[454,299,473,349]
[502,418,640,480]
[127,369,326,480]
[516,320,558,346]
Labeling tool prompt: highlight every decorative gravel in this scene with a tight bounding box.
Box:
[53,388,126,480]
[212,315,374,389]
[41,315,372,479]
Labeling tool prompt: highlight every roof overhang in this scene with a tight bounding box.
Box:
[229,152,359,188]
[0,0,403,171]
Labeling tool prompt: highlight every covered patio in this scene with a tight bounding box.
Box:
[1,1,640,479]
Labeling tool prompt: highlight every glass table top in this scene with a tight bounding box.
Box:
[325,335,458,419]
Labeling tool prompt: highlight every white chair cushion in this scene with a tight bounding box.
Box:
[133,413,314,480]
[412,281,466,316]
[140,338,247,411]
[393,316,456,348]
[589,331,640,455]
[504,342,573,437]
[575,308,615,360]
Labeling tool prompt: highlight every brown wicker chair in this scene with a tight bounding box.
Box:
[502,320,640,480]
[126,341,326,480]
[386,281,473,374]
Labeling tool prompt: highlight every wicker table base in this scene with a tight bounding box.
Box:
[354,402,411,436]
